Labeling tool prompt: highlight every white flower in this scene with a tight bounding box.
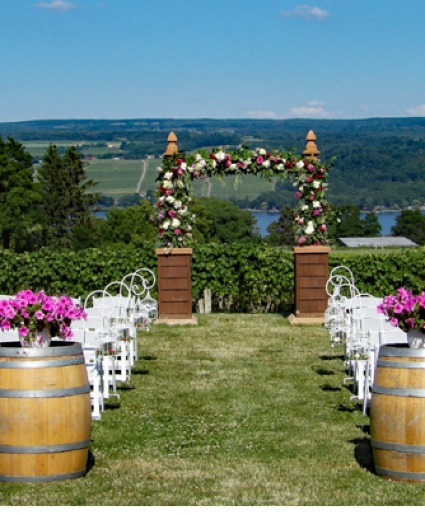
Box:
[263,160,271,169]
[258,148,267,155]
[229,163,238,170]
[162,221,170,230]
[164,172,173,180]
[178,207,188,216]
[167,196,175,204]
[305,223,315,235]
[176,180,184,189]
[174,200,182,209]
[180,162,187,171]
[215,150,226,161]
[301,204,309,211]
[296,160,305,169]
[162,180,173,189]
[276,164,285,171]
[171,218,181,228]
[312,180,321,189]
[312,201,321,208]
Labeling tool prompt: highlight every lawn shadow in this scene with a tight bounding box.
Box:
[315,367,335,376]
[349,424,375,474]
[321,384,341,392]
[337,402,357,413]
[131,367,150,375]
[350,436,375,474]
[86,449,95,475]
[319,353,344,362]
[140,355,157,361]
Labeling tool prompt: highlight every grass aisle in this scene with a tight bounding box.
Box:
[1,314,424,505]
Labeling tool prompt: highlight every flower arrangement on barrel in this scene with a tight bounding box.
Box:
[0,289,87,348]
[378,288,425,348]
[154,146,333,248]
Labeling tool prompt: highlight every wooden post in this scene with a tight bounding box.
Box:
[156,247,195,323]
[303,130,320,162]
[289,130,330,325]
[164,131,178,156]
[155,132,197,325]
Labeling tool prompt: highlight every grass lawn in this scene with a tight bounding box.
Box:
[1,314,424,505]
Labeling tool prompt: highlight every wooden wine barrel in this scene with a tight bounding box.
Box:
[0,341,91,483]
[370,344,425,482]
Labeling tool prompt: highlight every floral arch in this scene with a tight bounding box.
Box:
[154,131,333,248]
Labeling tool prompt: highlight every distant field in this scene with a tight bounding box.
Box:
[85,159,144,198]
[24,140,124,160]
[85,157,276,202]
[192,174,277,201]
[31,147,277,203]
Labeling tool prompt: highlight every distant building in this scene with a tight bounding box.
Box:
[339,237,418,248]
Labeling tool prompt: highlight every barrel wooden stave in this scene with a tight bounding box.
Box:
[0,342,91,483]
[370,344,425,482]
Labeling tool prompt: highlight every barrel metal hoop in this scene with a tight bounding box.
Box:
[0,469,86,483]
[0,342,83,358]
[379,345,425,358]
[372,385,425,397]
[375,466,425,481]
[0,357,85,369]
[0,385,90,398]
[371,438,425,454]
[0,439,90,454]
[377,359,425,369]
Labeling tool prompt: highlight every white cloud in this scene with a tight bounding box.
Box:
[246,110,278,119]
[280,4,329,21]
[36,1,75,12]
[289,101,329,117]
[405,104,425,116]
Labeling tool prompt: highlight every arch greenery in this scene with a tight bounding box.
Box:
[154,145,334,248]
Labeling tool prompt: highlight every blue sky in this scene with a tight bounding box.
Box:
[2,0,425,122]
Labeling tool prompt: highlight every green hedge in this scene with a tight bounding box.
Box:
[0,245,424,312]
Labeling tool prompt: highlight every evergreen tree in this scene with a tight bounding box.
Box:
[38,145,98,247]
[63,146,99,230]
[100,200,156,247]
[0,137,43,251]
[363,211,382,237]
[392,209,425,245]
[333,205,366,238]
[191,198,259,244]
[263,206,296,246]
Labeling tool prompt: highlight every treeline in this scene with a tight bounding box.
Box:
[1,117,425,209]
[1,135,425,255]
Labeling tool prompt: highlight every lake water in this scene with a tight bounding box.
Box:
[253,210,425,237]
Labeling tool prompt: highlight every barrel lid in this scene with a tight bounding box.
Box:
[0,341,83,358]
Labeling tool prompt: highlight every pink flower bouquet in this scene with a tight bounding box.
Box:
[377,288,425,333]
[0,289,87,340]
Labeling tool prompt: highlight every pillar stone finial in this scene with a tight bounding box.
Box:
[303,130,320,162]
[164,131,178,156]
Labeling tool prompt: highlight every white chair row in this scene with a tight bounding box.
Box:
[75,268,158,420]
[325,266,407,414]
